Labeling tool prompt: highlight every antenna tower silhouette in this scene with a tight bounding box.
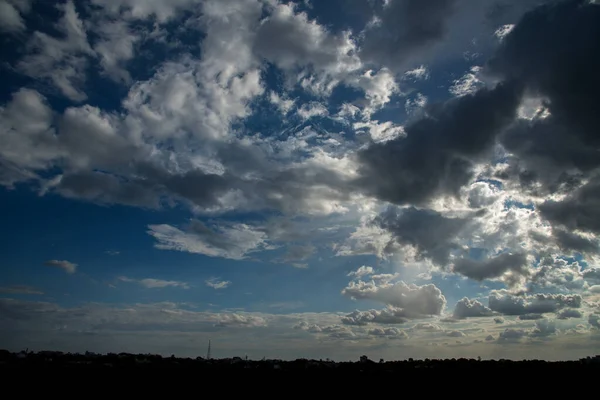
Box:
[206,339,212,360]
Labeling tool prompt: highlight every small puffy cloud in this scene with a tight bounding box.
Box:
[494,24,514,41]
[453,297,493,319]
[403,65,429,81]
[497,328,528,342]
[44,260,78,274]
[353,120,405,143]
[118,276,190,289]
[321,324,355,339]
[215,313,267,328]
[293,321,322,333]
[449,66,484,97]
[297,102,328,120]
[342,278,447,317]
[269,91,295,115]
[205,278,231,290]
[253,1,360,76]
[347,266,375,279]
[410,322,443,332]
[529,319,557,338]
[368,327,408,339]
[341,307,409,326]
[494,317,505,324]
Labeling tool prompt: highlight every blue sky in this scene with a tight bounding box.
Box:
[1,0,600,361]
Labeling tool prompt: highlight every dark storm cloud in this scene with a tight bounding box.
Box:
[553,228,600,254]
[489,0,600,193]
[359,0,458,69]
[356,0,600,262]
[452,253,529,282]
[374,206,470,266]
[489,0,600,145]
[354,81,523,206]
[55,171,161,209]
[53,162,234,211]
[538,178,600,235]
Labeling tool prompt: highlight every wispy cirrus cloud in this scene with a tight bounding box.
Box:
[44,260,77,274]
[118,276,190,289]
[0,285,44,295]
[205,278,231,290]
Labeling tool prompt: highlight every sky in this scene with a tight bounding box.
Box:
[0,0,599,361]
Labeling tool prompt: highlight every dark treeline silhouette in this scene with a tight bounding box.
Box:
[2,349,599,372]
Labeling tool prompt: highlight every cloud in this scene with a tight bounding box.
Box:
[409,322,443,332]
[529,319,557,338]
[0,0,30,32]
[276,245,316,265]
[446,330,466,338]
[215,313,267,328]
[488,290,582,316]
[147,221,271,260]
[1,0,600,362]
[44,260,77,274]
[452,253,530,284]
[342,278,447,317]
[359,0,457,71]
[118,277,190,289]
[341,307,410,325]
[497,328,528,342]
[489,1,600,203]
[205,278,231,290]
[589,314,600,329]
[556,309,583,320]
[354,81,523,207]
[368,327,409,339]
[0,285,43,295]
[293,321,323,333]
[453,297,493,319]
[0,298,271,335]
[347,266,375,278]
[373,206,471,266]
[320,324,356,339]
[17,1,94,101]
[254,1,360,75]
[90,0,201,23]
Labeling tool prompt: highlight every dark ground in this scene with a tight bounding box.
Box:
[2,348,599,371]
[2,349,597,395]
